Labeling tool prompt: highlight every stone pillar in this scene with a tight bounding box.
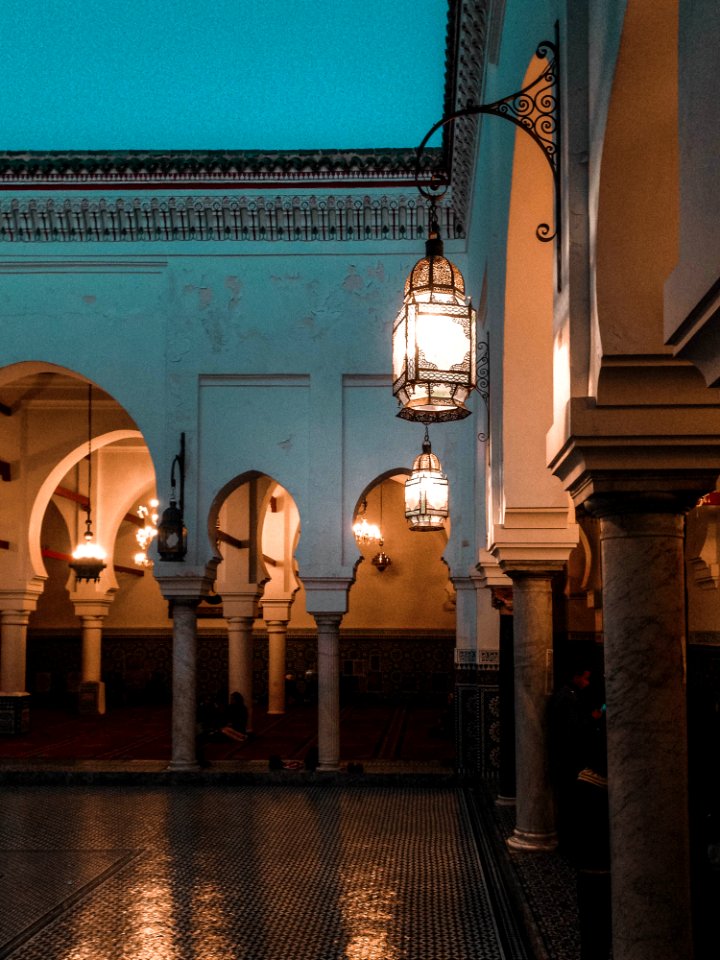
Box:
[0,588,43,733]
[227,615,255,731]
[265,620,288,714]
[453,576,480,776]
[495,598,516,805]
[502,565,562,851]
[79,615,106,714]
[260,598,292,716]
[168,598,200,772]
[71,593,113,716]
[0,609,30,693]
[315,612,342,771]
[589,496,693,960]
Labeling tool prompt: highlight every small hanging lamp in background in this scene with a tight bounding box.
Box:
[404,427,449,531]
[69,383,107,582]
[157,434,187,561]
[371,482,392,572]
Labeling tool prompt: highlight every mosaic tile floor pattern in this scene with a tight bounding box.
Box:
[0,785,533,960]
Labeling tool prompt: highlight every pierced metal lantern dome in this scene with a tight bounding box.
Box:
[393,233,477,423]
[404,429,449,531]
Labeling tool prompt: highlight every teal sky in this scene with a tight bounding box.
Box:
[1,0,448,151]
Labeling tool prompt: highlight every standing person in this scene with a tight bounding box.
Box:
[221,691,248,742]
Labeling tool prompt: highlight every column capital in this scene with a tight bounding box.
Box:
[313,611,344,629]
[304,577,353,616]
[583,489,704,519]
[155,570,215,603]
[499,560,567,581]
[260,597,293,623]
[0,587,43,614]
[476,549,513,588]
[222,590,261,620]
[0,609,31,627]
[73,604,113,621]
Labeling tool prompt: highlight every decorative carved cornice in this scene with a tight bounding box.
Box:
[0,148,440,190]
[0,0,490,244]
[0,194,462,244]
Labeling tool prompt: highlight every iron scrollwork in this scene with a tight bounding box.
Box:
[415,25,562,287]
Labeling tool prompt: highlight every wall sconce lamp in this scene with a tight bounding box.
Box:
[392,29,559,424]
[157,433,187,561]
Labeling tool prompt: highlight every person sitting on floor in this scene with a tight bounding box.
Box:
[221,691,248,742]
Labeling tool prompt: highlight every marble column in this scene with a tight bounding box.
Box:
[503,566,562,851]
[315,612,342,771]
[71,592,113,715]
[591,499,693,960]
[168,599,199,772]
[79,615,106,714]
[265,620,288,715]
[227,615,255,731]
[496,607,516,805]
[0,609,30,693]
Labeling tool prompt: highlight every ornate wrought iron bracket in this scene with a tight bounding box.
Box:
[416,26,561,288]
[476,337,490,442]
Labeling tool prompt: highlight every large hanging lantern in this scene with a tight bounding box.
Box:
[392,228,476,423]
[404,428,449,531]
[69,383,107,583]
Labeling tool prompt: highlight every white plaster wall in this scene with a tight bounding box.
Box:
[2,232,477,625]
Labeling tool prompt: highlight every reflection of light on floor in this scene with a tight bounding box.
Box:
[340,866,400,960]
[126,877,180,960]
[187,880,236,957]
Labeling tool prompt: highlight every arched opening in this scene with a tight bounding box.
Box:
[0,363,172,750]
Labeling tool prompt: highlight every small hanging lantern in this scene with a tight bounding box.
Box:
[157,435,187,561]
[371,542,392,572]
[369,482,392,572]
[392,210,476,423]
[404,427,449,531]
[69,383,107,583]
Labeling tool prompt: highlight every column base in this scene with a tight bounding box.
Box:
[266,709,285,716]
[166,760,201,772]
[495,794,516,807]
[78,681,106,715]
[0,692,31,735]
[507,828,557,852]
[316,762,340,772]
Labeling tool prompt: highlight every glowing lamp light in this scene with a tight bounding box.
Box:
[134,499,159,567]
[70,525,107,582]
[404,429,449,531]
[392,231,476,423]
[352,498,382,545]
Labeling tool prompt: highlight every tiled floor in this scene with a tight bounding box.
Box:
[0,784,538,960]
